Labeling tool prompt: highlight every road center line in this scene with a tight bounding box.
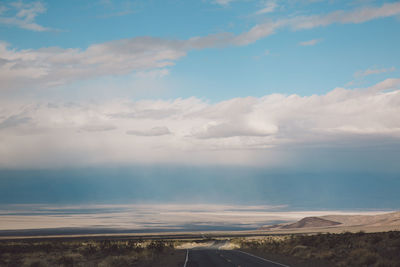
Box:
[235,250,290,267]
[183,249,189,267]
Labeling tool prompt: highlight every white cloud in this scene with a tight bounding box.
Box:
[0,38,187,90]
[354,67,396,78]
[256,0,278,15]
[97,0,136,18]
[193,121,278,139]
[368,77,400,91]
[243,2,400,45]
[236,2,400,45]
[0,1,51,31]
[0,31,243,90]
[290,2,400,30]
[0,79,399,168]
[233,21,283,46]
[213,0,235,6]
[299,38,322,46]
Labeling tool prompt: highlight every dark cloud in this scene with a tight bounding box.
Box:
[80,125,117,132]
[126,126,171,136]
[0,115,31,130]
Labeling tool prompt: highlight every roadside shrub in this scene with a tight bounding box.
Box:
[237,231,400,266]
[57,255,74,267]
[348,248,379,266]
[147,240,166,252]
[28,260,47,267]
[99,256,132,267]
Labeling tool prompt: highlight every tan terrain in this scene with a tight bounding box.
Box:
[258,211,400,233]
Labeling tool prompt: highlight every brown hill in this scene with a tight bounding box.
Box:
[258,211,400,231]
[321,211,400,227]
[281,217,341,229]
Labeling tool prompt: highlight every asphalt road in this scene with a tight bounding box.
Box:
[184,249,290,267]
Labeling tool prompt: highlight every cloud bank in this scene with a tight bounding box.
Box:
[0,79,399,168]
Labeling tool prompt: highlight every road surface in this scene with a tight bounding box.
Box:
[184,249,290,267]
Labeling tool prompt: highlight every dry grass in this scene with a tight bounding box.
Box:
[234,231,400,266]
[0,239,185,267]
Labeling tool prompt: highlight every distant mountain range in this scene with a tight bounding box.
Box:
[259,211,400,231]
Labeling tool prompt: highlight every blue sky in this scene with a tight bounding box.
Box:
[0,0,399,210]
[1,0,400,100]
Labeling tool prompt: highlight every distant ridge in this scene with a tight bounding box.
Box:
[321,211,400,227]
[281,217,341,229]
[259,211,400,231]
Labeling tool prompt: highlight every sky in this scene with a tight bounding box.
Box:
[0,0,400,215]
